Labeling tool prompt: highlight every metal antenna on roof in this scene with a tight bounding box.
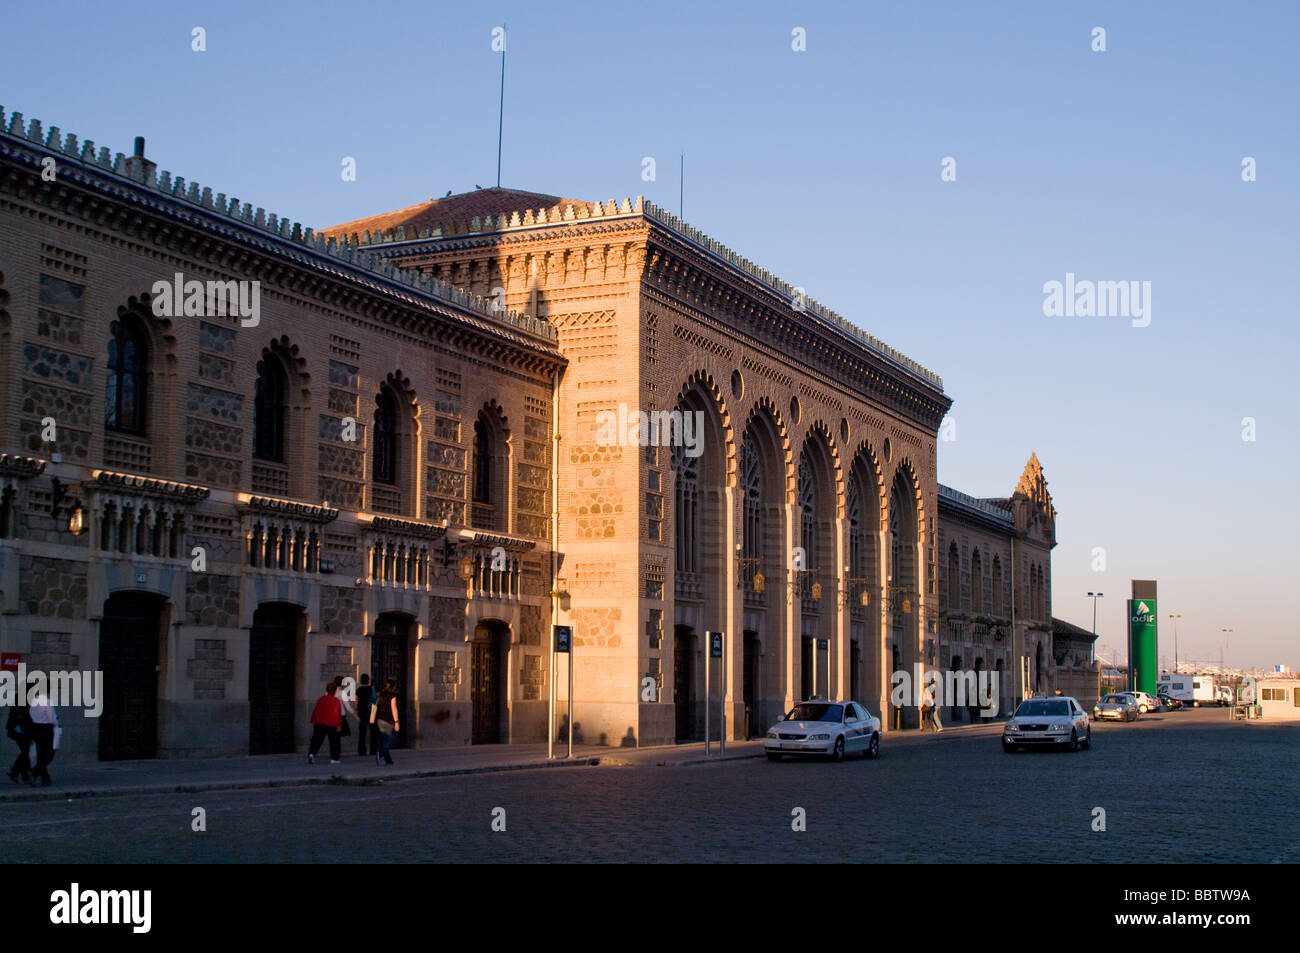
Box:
[496,22,507,189]
[679,153,684,218]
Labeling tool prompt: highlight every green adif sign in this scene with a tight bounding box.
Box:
[1128,599,1157,695]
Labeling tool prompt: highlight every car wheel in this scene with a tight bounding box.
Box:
[1081,729,1091,750]
[865,733,880,759]
[1068,729,1079,752]
[1002,740,1016,753]
[831,736,845,762]
[766,752,782,762]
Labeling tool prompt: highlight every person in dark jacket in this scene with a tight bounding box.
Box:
[355,674,376,757]
[307,683,342,764]
[6,702,33,784]
[373,678,399,766]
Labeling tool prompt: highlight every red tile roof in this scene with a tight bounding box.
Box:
[321,187,590,239]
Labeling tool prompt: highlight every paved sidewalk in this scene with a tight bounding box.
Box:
[0,739,765,803]
[0,719,1005,803]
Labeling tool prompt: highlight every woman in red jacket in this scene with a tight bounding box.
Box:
[308,682,342,764]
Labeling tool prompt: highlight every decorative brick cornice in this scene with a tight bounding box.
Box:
[368,516,448,540]
[469,531,537,554]
[243,496,339,523]
[90,469,210,501]
[0,453,47,479]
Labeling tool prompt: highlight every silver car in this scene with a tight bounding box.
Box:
[1003,696,1091,752]
[765,700,881,762]
[1093,693,1139,721]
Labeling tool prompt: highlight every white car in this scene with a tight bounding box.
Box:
[765,700,881,762]
[1130,691,1161,713]
[1002,696,1091,752]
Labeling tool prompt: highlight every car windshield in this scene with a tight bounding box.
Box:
[786,703,843,723]
[1015,700,1069,717]
[1102,695,1128,703]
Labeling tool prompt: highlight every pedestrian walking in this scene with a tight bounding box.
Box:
[332,676,356,753]
[307,682,342,764]
[355,673,377,757]
[6,700,33,784]
[372,678,399,766]
[28,685,59,786]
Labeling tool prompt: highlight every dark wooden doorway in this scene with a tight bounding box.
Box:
[98,591,164,761]
[471,622,507,744]
[742,631,759,738]
[850,641,861,703]
[371,613,412,748]
[249,603,299,755]
[801,636,815,701]
[674,626,695,741]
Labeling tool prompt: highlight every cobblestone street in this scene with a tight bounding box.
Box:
[2,709,1293,863]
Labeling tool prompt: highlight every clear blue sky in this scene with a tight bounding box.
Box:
[3,0,1296,669]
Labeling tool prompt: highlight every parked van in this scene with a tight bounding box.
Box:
[1157,673,1221,707]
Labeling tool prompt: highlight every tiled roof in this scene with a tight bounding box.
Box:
[1053,617,1098,642]
[322,188,590,239]
[939,484,1014,529]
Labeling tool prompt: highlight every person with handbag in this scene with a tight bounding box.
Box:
[28,685,58,786]
[372,678,399,766]
[307,682,342,764]
[6,700,33,784]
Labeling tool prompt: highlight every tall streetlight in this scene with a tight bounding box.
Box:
[1168,614,1182,674]
[1087,592,1104,655]
[1221,628,1233,675]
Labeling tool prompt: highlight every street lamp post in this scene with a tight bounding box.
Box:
[1220,628,1233,675]
[1168,614,1182,674]
[1087,591,1104,661]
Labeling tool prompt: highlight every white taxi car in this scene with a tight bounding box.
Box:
[765,700,880,762]
[1002,696,1091,752]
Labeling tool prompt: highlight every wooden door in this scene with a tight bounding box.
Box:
[98,592,162,761]
[471,636,502,744]
[249,603,298,755]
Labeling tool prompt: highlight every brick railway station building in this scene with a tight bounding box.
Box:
[0,108,1095,762]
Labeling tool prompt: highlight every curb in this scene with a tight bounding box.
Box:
[0,755,603,804]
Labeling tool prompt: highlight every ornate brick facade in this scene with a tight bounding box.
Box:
[0,106,1069,760]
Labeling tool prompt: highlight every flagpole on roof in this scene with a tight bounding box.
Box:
[496,23,507,189]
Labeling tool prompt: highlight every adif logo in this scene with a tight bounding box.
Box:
[1131,601,1154,622]
[151,272,260,327]
[1042,273,1151,327]
[50,883,151,933]
[595,403,704,457]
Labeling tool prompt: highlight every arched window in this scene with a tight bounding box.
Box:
[253,353,288,462]
[473,418,491,504]
[674,448,699,574]
[798,456,816,572]
[741,435,762,565]
[105,317,147,434]
[847,477,861,578]
[373,386,398,485]
[992,556,1004,616]
[947,543,961,612]
[971,549,984,614]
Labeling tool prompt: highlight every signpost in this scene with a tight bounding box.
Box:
[552,625,572,759]
[706,631,722,757]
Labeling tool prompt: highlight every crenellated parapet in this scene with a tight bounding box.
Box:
[0,106,557,345]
